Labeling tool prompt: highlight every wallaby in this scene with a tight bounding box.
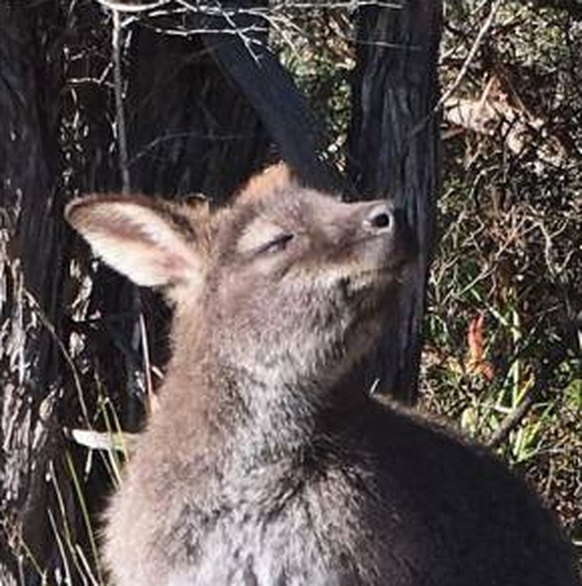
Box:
[66,164,579,586]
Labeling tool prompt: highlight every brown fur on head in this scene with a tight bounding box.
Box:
[66,164,413,395]
[234,162,295,202]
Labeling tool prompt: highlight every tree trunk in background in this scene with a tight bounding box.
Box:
[95,20,273,433]
[125,26,271,202]
[198,12,342,193]
[81,22,273,437]
[0,4,75,584]
[347,0,442,403]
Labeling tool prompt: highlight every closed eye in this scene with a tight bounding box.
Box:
[256,232,295,254]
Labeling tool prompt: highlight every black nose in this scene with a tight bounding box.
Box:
[363,203,395,234]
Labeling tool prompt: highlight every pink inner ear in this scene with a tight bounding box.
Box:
[68,198,204,289]
[156,253,193,284]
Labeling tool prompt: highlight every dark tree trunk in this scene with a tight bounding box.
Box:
[125,26,271,201]
[198,13,342,193]
[347,0,443,403]
[0,3,76,584]
[80,21,275,437]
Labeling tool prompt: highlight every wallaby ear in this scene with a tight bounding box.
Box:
[65,194,207,289]
[237,163,299,202]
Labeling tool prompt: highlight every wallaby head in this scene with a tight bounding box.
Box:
[66,164,414,402]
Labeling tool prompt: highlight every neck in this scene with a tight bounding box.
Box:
[166,342,369,467]
[218,361,338,458]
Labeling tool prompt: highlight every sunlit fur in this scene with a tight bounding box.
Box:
[66,165,580,586]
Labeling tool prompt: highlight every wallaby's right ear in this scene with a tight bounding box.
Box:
[66,195,207,289]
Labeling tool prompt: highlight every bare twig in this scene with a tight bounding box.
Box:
[95,0,401,12]
[487,346,570,448]
[487,391,537,448]
[94,0,404,54]
[437,0,503,111]
[95,0,169,13]
[111,10,131,193]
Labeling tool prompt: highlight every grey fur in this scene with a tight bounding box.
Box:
[66,165,580,586]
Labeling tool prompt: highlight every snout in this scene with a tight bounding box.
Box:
[361,200,417,267]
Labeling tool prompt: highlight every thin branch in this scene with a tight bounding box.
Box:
[487,391,537,448]
[487,345,570,448]
[437,0,503,111]
[94,0,405,53]
[95,0,170,12]
[95,0,402,13]
[111,10,131,193]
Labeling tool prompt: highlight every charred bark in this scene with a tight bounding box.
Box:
[125,25,271,202]
[347,1,442,403]
[0,3,75,584]
[101,15,274,415]
[198,12,342,193]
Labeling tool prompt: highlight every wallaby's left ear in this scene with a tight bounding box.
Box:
[66,194,208,289]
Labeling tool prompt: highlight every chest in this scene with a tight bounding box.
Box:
[160,461,427,586]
